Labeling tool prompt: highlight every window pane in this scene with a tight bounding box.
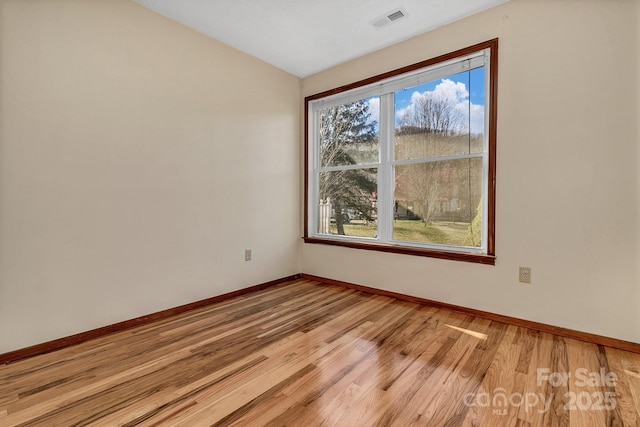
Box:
[319,97,379,167]
[394,159,482,247]
[318,168,377,238]
[395,68,484,160]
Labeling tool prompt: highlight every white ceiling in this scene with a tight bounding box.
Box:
[134,0,509,78]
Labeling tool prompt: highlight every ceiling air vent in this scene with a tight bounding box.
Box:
[371,8,408,29]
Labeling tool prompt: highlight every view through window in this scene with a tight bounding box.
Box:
[305,40,497,264]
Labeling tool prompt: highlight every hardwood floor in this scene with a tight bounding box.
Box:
[1,278,639,426]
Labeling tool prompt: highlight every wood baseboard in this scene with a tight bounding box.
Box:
[301,274,640,354]
[4,272,637,365]
[0,274,301,365]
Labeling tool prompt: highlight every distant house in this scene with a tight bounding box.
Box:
[393,130,482,223]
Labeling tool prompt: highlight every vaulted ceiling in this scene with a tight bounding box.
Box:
[134,0,510,77]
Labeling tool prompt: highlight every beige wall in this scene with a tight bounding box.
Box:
[302,0,640,343]
[0,0,300,353]
[1,0,637,355]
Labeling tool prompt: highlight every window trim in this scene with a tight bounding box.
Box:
[304,39,498,265]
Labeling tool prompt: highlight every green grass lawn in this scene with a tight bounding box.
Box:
[330,219,472,246]
[330,221,377,238]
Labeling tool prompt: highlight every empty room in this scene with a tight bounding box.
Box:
[1,0,639,425]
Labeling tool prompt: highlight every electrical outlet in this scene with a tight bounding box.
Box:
[519,267,531,283]
[245,249,252,261]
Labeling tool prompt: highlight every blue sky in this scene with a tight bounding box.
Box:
[394,67,485,112]
[366,66,485,135]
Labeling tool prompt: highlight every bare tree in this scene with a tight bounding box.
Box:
[397,91,466,134]
[395,93,480,228]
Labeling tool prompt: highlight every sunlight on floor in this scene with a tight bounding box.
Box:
[444,324,488,340]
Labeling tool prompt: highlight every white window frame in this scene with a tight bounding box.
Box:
[304,40,497,265]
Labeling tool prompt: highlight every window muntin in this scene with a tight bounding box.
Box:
[305,40,497,264]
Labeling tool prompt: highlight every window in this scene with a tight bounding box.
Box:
[304,40,497,264]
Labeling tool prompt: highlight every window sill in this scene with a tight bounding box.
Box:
[303,237,496,265]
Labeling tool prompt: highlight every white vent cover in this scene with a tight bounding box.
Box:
[370,8,408,29]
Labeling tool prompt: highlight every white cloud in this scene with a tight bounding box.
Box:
[455,100,485,135]
[433,79,469,103]
[367,97,380,124]
[396,79,484,135]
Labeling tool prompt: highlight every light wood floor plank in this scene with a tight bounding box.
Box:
[1,279,639,426]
